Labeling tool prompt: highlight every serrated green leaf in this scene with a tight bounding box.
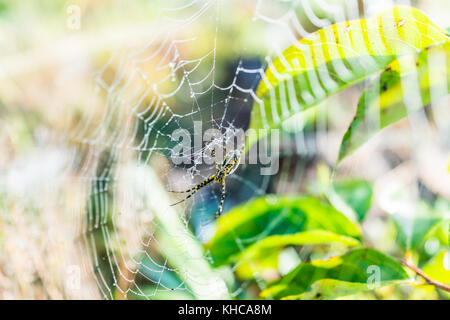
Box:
[261,248,409,299]
[247,6,449,149]
[206,196,361,266]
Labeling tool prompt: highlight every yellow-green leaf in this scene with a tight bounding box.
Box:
[282,279,406,300]
[234,230,359,279]
[261,248,409,299]
[240,230,360,259]
[422,250,450,286]
[338,41,450,162]
[247,6,448,149]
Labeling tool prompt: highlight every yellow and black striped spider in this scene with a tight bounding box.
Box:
[169,143,244,219]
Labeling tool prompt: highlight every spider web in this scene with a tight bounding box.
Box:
[68,0,448,300]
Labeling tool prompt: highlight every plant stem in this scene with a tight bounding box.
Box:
[401,260,450,293]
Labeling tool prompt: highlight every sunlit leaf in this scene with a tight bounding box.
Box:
[338,41,450,161]
[206,196,361,266]
[422,250,450,285]
[261,248,408,299]
[240,230,360,259]
[282,278,405,300]
[247,6,449,149]
[234,249,280,281]
[234,230,359,279]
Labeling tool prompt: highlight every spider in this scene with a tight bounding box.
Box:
[169,141,244,219]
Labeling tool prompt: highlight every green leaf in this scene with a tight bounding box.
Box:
[333,179,373,221]
[247,5,449,149]
[261,248,409,299]
[206,196,361,266]
[234,248,281,280]
[282,279,404,300]
[240,230,360,258]
[338,40,450,161]
[234,230,359,279]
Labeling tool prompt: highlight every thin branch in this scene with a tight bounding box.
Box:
[401,260,450,293]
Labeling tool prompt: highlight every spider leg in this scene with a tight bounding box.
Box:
[168,175,215,194]
[170,191,195,206]
[214,177,226,218]
[211,149,219,170]
[169,175,215,206]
